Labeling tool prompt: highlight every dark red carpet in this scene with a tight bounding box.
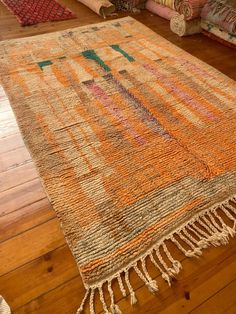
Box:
[1,0,76,26]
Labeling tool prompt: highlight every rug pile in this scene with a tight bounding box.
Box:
[0,17,236,313]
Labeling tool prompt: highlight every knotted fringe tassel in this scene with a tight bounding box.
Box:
[77,197,236,314]
[125,270,137,305]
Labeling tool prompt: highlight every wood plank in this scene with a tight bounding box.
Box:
[0,100,11,113]
[0,87,11,113]
[0,162,37,192]
[13,276,83,314]
[0,218,65,276]
[0,133,25,154]
[191,280,236,314]
[12,236,236,314]
[0,146,31,173]
[0,197,53,242]
[0,245,79,311]
[0,178,46,216]
[116,237,236,314]
[0,110,15,122]
[0,115,19,138]
[160,241,236,314]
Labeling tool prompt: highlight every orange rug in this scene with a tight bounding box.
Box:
[0,17,236,313]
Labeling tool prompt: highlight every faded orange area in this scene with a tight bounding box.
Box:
[80,198,202,273]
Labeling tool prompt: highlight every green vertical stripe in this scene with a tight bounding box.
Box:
[82,49,110,72]
[110,44,135,62]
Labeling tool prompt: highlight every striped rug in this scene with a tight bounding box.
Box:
[0,17,236,314]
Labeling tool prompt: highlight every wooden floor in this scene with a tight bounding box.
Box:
[0,1,236,314]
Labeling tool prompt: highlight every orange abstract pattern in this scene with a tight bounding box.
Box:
[1,17,236,294]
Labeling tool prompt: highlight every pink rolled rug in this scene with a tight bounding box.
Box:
[146,0,178,20]
[174,0,207,20]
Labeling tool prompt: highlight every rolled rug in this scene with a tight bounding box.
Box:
[202,29,236,49]
[78,0,115,17]
[112,0,146,11]
[153,0,175,10]
[201,0,236,34]
[146,0,179,20]
[201,19,236,48]
[170,13,201,36]
[174,0,207,20]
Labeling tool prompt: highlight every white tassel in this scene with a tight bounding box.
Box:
[99,286,111,314]
[142,259,159,291]
[149,252,171,286]
[125,271,137,305]
[117,274,127,297]
[162,242,182,275]
[108,281,122,314]
[178,232,202,257]
[110,304,122,314]
[89,289,95,314]
[225,203,236,215]
[77,289,90,314]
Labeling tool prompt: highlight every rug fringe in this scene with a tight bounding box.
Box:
[77,196,236,314]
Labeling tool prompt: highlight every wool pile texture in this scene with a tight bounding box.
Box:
[1,0,76,26]
[1,17,236,314]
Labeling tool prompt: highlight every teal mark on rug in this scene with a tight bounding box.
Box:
[82,50,111,72]
[110,45,135,62]
[38,60,53,70]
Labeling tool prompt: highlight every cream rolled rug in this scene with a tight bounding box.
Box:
[170,14,201,36]
[78,0,115,17]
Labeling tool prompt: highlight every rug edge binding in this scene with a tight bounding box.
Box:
[77,195,236,314]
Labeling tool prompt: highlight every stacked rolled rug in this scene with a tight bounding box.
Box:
[170,0,207,36]
[146,0,207,36]
[77,0,146,17]
[201,0,236,49]
[146,0,179,20]
[174,0,207,20]
[112,0,146,12]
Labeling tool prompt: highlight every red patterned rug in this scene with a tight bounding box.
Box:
[1,0,76,26]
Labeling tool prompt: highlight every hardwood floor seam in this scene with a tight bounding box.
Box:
[188,278,236,314]
[0,243,66,279]
[13,274,81,312]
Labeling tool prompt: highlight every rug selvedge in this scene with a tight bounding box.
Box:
[0,17,236,313]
